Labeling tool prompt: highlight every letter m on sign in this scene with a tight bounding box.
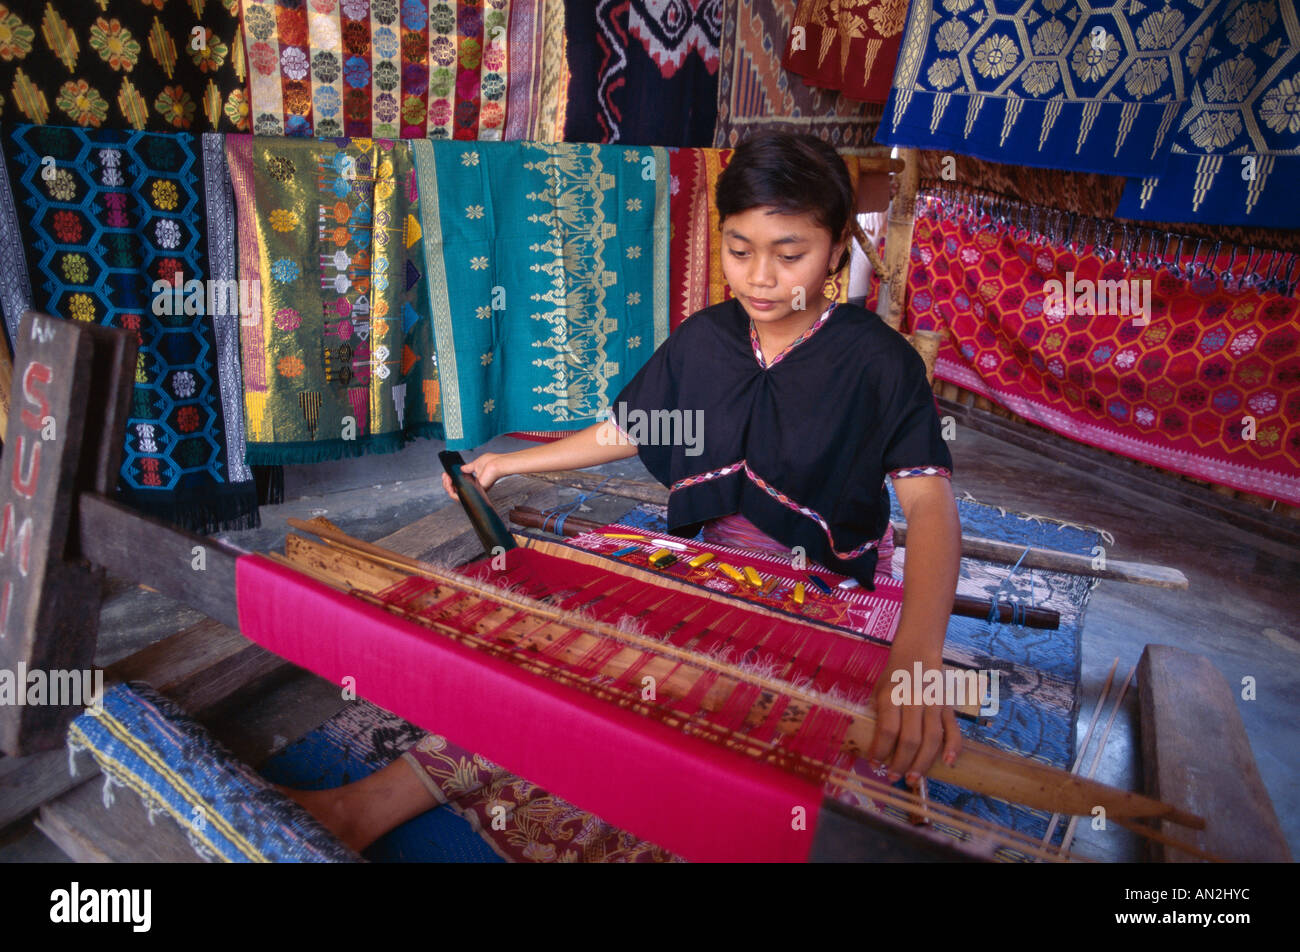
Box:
[0,313,135,755]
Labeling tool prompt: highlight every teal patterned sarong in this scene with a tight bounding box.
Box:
[412,140,670,451]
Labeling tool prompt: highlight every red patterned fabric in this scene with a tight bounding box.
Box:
[669,146,714,331]
[781,0,907,105]
[235,552,824,862]
[904,214,1300,504]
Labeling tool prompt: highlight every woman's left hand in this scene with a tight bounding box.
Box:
[866,644,962,786]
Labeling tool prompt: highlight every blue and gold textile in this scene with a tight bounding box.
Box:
[1118,0,1300,226]
[877,0,1228,176]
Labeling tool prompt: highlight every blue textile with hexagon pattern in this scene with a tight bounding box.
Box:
[0,123,257,532]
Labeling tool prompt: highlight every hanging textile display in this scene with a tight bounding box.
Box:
[1118,0,1299,228]
[225,134,441,465]
[0,123,258,531]
[903,194,1300,505]
[240,0,516,140]
[914,151,1300,257]
[781,0,908,104]
[669,147,870,330]
[878,0,1227,176]
[504,0,567,141]
[563,0,720,147]
[0,0,249,131]
[714,0,882,150]
[411,139,669,451]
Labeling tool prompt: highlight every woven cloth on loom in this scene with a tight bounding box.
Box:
[563,0,720,147]
[565,522,905,642]
[713,0,883,150]
[878,0,1227,176]
[240,0,518,139]
[258,493,1092,861]
[0,0,249,131]
[67,682,362,863]
[411,139,668,450]
[668,147,869,330]
[0,123,258,532]
[1118,0,1300,227]
[615,495,1088,858]
[226,134,441,465]
[903,210,1300,504]
[781,0,908,104]
[236,550,824,862]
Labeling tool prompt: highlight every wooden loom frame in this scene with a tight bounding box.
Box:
[0,312,1288,863]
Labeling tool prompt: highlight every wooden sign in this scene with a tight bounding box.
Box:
[0,313,135,756]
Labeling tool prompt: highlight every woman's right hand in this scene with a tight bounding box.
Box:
[441,452,511,501]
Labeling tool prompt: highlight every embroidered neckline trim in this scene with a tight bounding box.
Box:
[748,302,836,370]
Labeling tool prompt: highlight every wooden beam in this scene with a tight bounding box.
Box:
[891,524,1188,590]
[0,620,285,831]
[521,469,668,507]
[75,493,243,630]
[1137,644,1290,862]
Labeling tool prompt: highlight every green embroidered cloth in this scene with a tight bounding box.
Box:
[412,140,669,451]
[227,134,441,464]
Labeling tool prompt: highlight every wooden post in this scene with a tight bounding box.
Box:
[0,313,136,755]
[908,328,944,385]
[0,338,12,444]
[1137,644,1290,862]
[882,148,919,332]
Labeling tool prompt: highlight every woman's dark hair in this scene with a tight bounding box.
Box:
[715,132,856,272]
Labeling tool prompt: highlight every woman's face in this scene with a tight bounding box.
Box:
[719,206,846,327]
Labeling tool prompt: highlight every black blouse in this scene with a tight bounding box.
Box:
[610,299,953,585]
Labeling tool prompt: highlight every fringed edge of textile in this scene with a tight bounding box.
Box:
[117,481,261,535]
[244,429,434,467]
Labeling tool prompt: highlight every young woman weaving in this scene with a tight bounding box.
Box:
[288,133,963,856]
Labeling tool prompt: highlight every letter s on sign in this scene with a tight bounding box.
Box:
[21,362,53,433]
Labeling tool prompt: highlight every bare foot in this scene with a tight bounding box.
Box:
[275,759,440,853]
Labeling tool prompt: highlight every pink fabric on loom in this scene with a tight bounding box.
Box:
[235,553,823,862]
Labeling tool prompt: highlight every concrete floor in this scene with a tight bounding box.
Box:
[4,424,1296,862]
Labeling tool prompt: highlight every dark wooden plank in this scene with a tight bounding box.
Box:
[0,747,71,832]
[939,398,1300,550]
[76,493,242,630]
[0,313,101,755]
[809,797,987,862]
[36,779,206,863]
[523,469,668,506]
[1138,644,1290,862]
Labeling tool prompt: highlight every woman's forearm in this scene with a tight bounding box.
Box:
[891,493,962,658]
[495,420,639,477]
